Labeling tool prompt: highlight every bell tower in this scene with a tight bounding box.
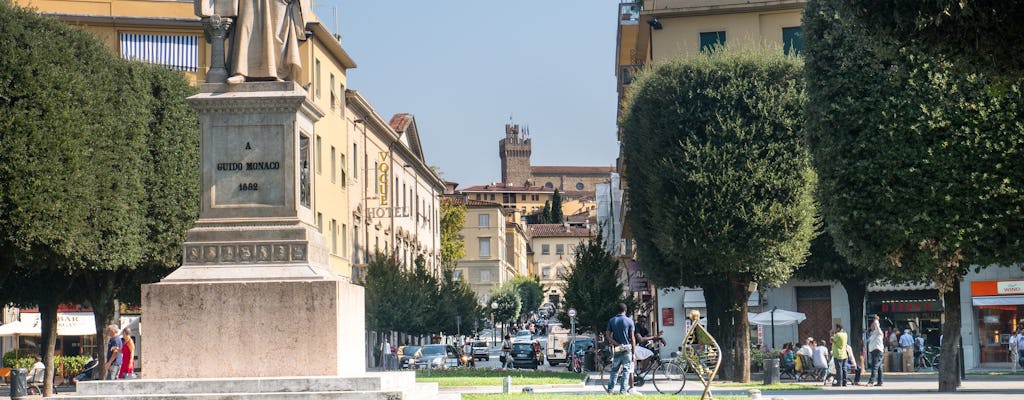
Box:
[499,122,532,186]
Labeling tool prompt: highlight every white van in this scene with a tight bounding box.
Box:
[545,323,569,365]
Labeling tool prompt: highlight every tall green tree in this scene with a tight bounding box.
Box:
[550,190,564,223]
[363,253,409,333]
[839,0,1024,79]
[439,199,467,268]
[509,275,544,322]
[540,201,552,224]
[620,47,816,382]
[804,0,1024,391]
[489,284,522,337]
[558,235,630,336]
[436,267,482,336]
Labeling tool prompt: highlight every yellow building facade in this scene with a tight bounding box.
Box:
[448,198,519,304]
[14,0,457,282]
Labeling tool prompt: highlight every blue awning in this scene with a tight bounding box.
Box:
[120,32,198,72]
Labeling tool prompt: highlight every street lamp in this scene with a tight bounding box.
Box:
[491,301,498,345]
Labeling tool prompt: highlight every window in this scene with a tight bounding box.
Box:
[489,194,496,200]
[783,26,804,56]
[545,182,554,189]
[341,223,347,257]
[317,212,323,232]
[475,194,481,200]
[700,31,726,53]
[330,219,337,254]
[532,195,539,201]
[557,267,566,277]
[353,224,360,264]
[315,58,321,98]
[374,162,379,194]
[340,154,347,187]
[480,269,491,282]
[329,73,336,110]
[556,244,565,255]
[479,213,490,227]
[542,267,550,279]
[339,83,346,117]
[118,33,198,71]
[521,195,526,201]
[479,237,491,257]
[453,269,463,281]
[330,146,336,183]
[541,244,550,255]
[576,182,584,190]
[352,144,359,180]
[315,136,322,174]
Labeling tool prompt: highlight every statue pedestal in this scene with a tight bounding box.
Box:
[140,82,365,379]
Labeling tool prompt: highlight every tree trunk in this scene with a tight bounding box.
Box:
[938,283,961,392]
[841,279,868,360]
[39,299,59,397]
[86,271,120,379]
[703,279,751,382]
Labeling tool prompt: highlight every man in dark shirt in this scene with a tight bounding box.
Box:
[604,303,637,395]
[103,325,122,380]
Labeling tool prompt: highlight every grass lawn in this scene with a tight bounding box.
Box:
[464,395,748,400]
[415,368,585,387]
[711,382,822,390]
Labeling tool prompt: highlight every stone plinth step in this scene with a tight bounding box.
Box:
[47,391,404,400]
[74,374,416,396]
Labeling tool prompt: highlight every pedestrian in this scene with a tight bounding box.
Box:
[381,338,393,371]
[844,344,862,385]
[798,337,814,357]
[866,315,884,386]
[119,327,136,379]
[914,332,926,370]
[887,329,899,351]
[103,325,122,380]
[831,324,848,387]
[462,338,475,368]
[1015,329,1024,368]
[604,303,639,395]
[1010,331,1019,372]
[811,339,830,381]
[500,335,513,369]
[27,356,45,386]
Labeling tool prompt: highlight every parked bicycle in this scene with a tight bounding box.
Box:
[623,338,687,394]
[917,346,940,371]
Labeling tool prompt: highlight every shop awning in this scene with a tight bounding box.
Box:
[972,295,1024,306]
[683,289,760,308]
[0,313,140,336]
[867,282,936,292]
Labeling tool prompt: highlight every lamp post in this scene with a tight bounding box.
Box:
[491,301,499,346]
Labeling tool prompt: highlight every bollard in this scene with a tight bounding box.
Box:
[503,375,511,393]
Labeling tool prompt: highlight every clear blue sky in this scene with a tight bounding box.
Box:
[323,1,621,187]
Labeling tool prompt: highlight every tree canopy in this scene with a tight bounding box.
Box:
[839,0,1024,79]
[550,189,564,224]
[804,0,1024,391]
[620,47,815,382]
[558,234,630,336]
[439,199,466,269]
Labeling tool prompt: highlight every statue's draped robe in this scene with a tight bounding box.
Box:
[197,0,310,82]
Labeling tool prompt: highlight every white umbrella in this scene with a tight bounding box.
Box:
[750,308,806,349]
[749,309,806,326]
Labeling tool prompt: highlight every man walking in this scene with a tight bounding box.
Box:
[831,324,848,386]
[605,303,639,395]
[103,325,122,380]
[866,315,884,386]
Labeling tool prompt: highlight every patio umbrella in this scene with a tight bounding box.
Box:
[750,308,806,348]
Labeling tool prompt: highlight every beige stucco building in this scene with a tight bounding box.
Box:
[447,197,527,304]
[530,224,595,306]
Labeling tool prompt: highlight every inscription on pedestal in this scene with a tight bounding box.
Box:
[184,243,308,264]
[213,125,286,207]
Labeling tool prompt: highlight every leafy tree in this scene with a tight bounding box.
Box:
[439,199,467,268]
[540,201,552,224]
[620,47,816,382]
[509,275,544,322]
[363,253,409,333]
[436,266,482,336]
[839,0,1024,79]
[405,255,441,336]
[804,0,1024,391]
[489,284,522,337]
[551,190,564,223]
[558,234,631,336]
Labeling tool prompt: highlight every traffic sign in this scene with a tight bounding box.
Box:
[568,308,577,318]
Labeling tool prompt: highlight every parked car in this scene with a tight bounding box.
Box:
[411,344,462,370]
[397,345,421,369]
[511,341,544,369]
[472,340,490,361]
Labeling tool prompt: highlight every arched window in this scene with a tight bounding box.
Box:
[545,182,554,189]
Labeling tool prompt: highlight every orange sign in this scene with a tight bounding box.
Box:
[971,280,1024,296]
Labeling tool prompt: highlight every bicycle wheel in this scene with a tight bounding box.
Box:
[653,361,686,394]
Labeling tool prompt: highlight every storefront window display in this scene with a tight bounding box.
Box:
[971,280,1024,364]
[867,289,942,347]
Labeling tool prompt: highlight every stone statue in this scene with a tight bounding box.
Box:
[196,0,312,84]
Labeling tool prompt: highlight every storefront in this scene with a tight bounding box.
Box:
[970,280,1024,364]
[867,285,942,347]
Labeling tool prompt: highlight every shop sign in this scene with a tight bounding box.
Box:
[881,302,934,312]
[997,281,1024,295]
[662,307,675,326]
